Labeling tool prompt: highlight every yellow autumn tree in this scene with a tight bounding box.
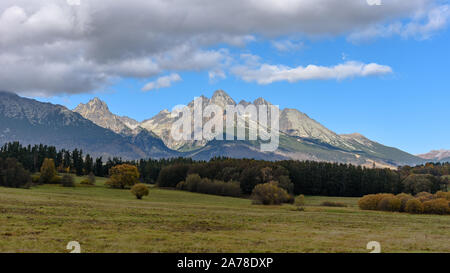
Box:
[106,164,140,189]
[39,158,57,184]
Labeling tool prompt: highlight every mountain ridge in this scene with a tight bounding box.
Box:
[0,90,427,166]
[0,91,178,159]
[417,149,450,162]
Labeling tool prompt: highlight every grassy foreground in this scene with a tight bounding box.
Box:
[0,177,449,253]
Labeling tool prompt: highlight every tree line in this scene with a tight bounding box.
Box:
[1,142,448,197]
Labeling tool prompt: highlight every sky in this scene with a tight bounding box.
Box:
[0,0,449,155]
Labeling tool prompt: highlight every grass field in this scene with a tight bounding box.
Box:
[0,176,449,253]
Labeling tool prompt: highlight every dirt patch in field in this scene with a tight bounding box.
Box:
[169,220,241,232]
[0,207,41,215]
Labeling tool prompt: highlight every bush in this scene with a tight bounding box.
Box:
[377,196,401,212]
[88,172,96,184]
[358,193,394,210]
[359,192,449,215]
[415,192,434,202]
[0,158,32,188]
[225,180,242,197]
[285,194,295,204]
[51,175,62,185]
[180,174,242,197]
[405,199,424,214]
[31,174,40,184]
[435,191,450,200]
[80,179,92,185]
[422,198,450,215]
[251,181,291,205]
[185,174,202,192]
[294,194,305,207]
[395,193,414,212]
[131,183,149,199]
[358,194,378,210]
[321,201,347,207]
[106,164,140,189]
[61,174,75,187]
[80,173,96,186]
[211,180,241,197]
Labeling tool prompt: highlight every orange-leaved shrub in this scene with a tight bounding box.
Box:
[377,196,401,212]
[106,164,140,189]
[359,192,449,215]
[358,193,393,210]
[435,191,450,200]
[415,192,434,203]
[131,183,149,200]
[251,181,292,205]
[405,198,424,214]
[395,193,414,212]
[294,194,305,207]
[422,198,450,215]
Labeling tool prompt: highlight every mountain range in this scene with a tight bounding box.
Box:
[0,90,433,167]
[417,150,450,163]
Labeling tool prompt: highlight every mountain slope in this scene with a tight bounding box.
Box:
[417,150,450,163]
[0,91,176,159]
[186,140,288,161]
[340,133,425,166]
[280,108,353,150]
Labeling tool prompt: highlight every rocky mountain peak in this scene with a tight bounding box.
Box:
[74,98,138,135]
[253,97,272,106]
[86,97,109,110]
[238,100,251,107]
[211,90,236,107]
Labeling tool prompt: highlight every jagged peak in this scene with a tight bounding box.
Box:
[238,100,251,106]
[253,97,272,106]
[154,109,171,117]
[211,90,235,105]
[212,89,230,99]
[75,97,110,112]
[89,97,108,107]
[187,95,211,108]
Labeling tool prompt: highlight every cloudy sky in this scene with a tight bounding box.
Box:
[1,0,449,154]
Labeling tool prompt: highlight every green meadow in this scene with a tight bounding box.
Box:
[0,176,449,253]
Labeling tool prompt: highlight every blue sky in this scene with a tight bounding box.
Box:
[2,0,449,155]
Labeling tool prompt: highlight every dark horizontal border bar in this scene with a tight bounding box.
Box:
[0,253,448,272]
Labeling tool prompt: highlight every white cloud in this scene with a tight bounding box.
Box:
[271,40,304,52]
[366,0,382,6]
[232,59,392,84]
[349,4,450,42]
[208,70,227,82]
[0,0,444,96]
[142,74,182,91]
